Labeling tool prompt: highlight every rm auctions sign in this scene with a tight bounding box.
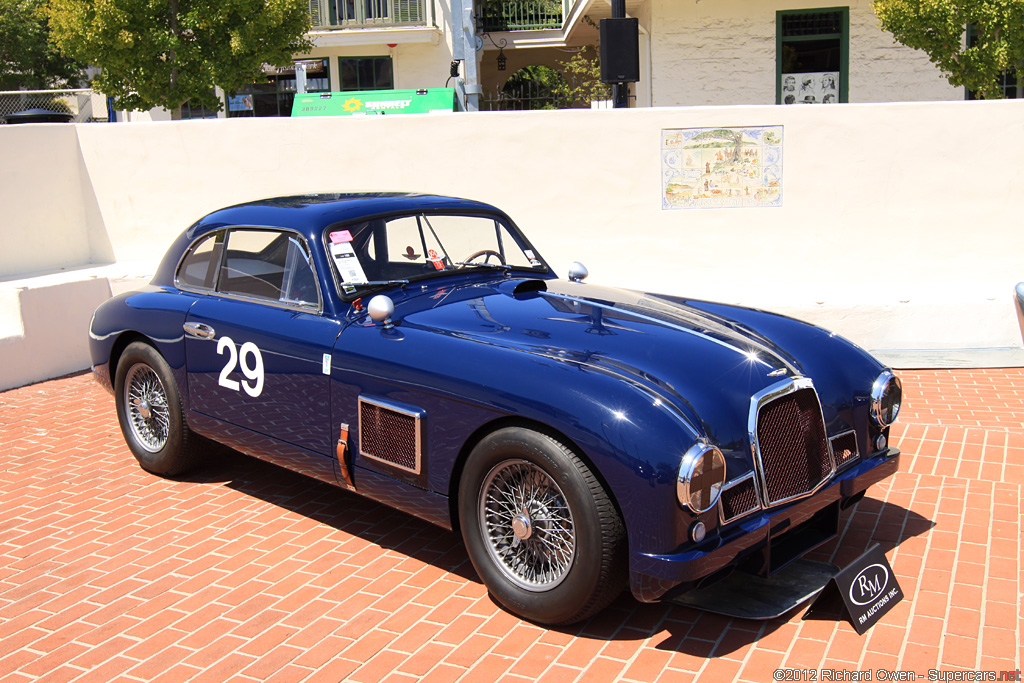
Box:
[831,544,903,634]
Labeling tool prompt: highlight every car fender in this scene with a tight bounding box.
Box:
[331,317,704,559]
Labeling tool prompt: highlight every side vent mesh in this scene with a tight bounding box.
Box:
[829,431,859,468]
[359,399,421,474]
[719,476,760,524]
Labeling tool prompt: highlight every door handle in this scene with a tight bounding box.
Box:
[183,322,215,340]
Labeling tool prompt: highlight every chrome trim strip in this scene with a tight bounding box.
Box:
[357,395,424,475]
[748,376,836,508]
[716,471,762,526]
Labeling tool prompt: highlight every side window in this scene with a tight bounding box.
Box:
[280,237,320,307]
[176,232,223,290]
[217,229,319,308]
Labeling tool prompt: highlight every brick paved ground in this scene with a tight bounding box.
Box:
[0,369,1020,682]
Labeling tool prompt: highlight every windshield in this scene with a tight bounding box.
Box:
[324,213,546,297]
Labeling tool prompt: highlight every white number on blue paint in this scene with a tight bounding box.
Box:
[217,336,264,397]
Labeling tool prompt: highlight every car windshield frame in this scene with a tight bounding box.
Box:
[321,210,551,302]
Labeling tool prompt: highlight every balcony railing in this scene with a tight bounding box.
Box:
[308,0,427,29]
[480,0,564,32]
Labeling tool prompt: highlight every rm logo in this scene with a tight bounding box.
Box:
[849,563,889,606]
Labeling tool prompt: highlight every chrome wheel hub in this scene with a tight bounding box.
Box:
[478,459,576,591]
[124,363,170,453]
[512,512,532,540]
[133,398,152,420]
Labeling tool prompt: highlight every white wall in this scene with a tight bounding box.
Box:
[0,123,112,277]
[648,0,960,107]
[2,99,1023,389]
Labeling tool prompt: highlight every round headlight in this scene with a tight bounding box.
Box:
[870,370,902,427]
[677,441,727,514]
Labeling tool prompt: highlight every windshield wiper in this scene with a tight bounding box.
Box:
[453,262,512,270]
[343,279,410,293]
[359,279,411,286]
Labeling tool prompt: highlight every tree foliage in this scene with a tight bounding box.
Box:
[0,0,83,90]
[872,0,1024,98]
[47,0,314,113]
[501,65,567,109]
[554,46,611,108]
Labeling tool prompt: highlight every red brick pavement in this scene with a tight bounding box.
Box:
[0,369,1020,681]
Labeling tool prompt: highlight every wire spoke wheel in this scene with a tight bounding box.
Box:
[123,362,171,453]
[479,459,576,591]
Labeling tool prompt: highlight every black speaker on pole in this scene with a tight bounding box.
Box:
[600,17,640,83]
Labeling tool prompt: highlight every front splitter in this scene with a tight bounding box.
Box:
[668,558,838,620]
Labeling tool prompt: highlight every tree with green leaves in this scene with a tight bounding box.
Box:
[872,0,1024,98]
[47,0,313,116]
[554,46,611,108]
[0,0,83,90]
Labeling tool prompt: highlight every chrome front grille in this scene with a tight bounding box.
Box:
[358,397,423,474]
[751,379,835,507]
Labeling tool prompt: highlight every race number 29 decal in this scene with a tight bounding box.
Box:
[217,337,265,397]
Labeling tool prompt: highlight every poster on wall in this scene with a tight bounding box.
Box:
[228,94,254,112]
[781,71,839,104]
[661,126,783,210]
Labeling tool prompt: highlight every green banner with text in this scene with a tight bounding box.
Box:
[291,89,456,117]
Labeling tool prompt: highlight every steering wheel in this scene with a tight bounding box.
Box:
[460,249,505,267]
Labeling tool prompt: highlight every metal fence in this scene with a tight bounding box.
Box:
[308,0,427,29]
[0,89,106,123]
[480,0,564,31]
[480,79,571,111]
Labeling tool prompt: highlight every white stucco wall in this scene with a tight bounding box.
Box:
[648,0,959,107]
[2,98,1023,389]
[0,123,112,277]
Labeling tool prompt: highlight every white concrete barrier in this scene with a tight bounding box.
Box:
[2,100,1023,389]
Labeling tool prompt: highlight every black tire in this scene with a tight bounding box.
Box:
[113,342,201,476]
[458,427,626,625]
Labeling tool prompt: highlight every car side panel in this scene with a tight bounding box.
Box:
[184,297,342,456]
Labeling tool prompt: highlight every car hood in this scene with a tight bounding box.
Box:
[387,277,884,456]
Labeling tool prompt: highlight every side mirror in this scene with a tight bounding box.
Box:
[568,262,589,283]
[367,295,395,329]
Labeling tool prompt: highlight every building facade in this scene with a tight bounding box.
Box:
[138,0,962,121]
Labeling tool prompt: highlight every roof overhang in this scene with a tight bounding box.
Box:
[309,26,442,48]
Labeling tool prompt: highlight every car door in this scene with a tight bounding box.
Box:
[182,228,342,457]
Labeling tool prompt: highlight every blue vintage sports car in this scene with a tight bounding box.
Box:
[89,193,902,625]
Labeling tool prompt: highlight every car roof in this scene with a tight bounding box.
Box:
[190,193,505,238]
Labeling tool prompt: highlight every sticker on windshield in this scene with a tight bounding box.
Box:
[330,241,368,284]
[329,230,353,244]
[427,249,445,271]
